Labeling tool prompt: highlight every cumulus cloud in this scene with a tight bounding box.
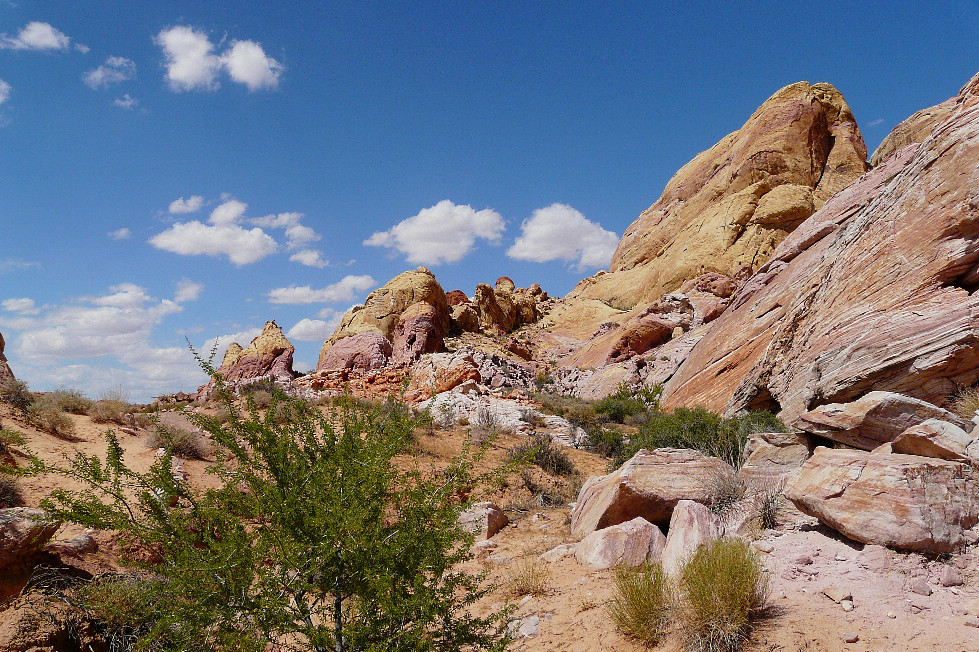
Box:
[267,275,376,305]
[286,318,337,342]
[0,79,10,105]
[507,203,619,271]
[364,200,505,265]
[221,39,283,91]
[83,56,136,89]
[289,249,328,268]
[108,227,131,240]
[284,224,319,249]
[0,22,70,51]
[149,199,278,265]
[2,298,38,314]
[113,94,138,110]
[168,195,204,214]
[155,26,283,92]
[175,279,203,303]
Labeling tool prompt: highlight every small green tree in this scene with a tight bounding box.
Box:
[36,373,512,652]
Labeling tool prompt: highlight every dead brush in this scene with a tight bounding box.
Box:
[506,558,550,597]
[146,425,211,460]
[950,385,979,420]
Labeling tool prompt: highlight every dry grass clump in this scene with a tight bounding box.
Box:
[702,469,748,519]
[508,433,576,477]
[50,387,94,415]
[89,399,131,424]
[950,385,979,420]
[506,558,550,597]
[27,395,77,440]
[0,378,33,412]
[147,426,211,460]
[0,475,23,507]
[679,538,769,652]
[607,562,671,646]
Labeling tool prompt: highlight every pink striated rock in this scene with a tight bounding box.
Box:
[785,447,979,553]
[891,418,976,463]
[404,352,481,401]
[316,332,392,371]
[679,272,739,299]
[663,76,979,422]
[391,302,445,363]
[574,516,666,569]
[570,448,734,538]
[661,500,726,573]
[1,508,60,571]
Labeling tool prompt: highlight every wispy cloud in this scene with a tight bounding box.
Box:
[0,22,71,51]
[267,275,376,304]
[83,56,136,89]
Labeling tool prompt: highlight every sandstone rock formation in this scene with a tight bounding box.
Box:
[316,331,392,371]
[869,97,955,165]
[785,448,979,553]
[570,448,734,538]
[891,419,978,463]
[318,268,450,369]
[0,508,60,571]
[391,301,445,363]
[662,76,979,422]
[404,351,481,401]
[574,516,666,569]
[790,391,969,451]
[217,321,296,383]
[568,81,868,310]
[738,431,811,483]
[0,331,14,384]
[660,500,725,574]
[458,501,509,539]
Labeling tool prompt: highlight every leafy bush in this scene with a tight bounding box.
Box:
[618,408,786,469]
[0,427,25,456]
[26,396,77,440]
[679,537,769,652]
[529,392,600,428]
[508,434,576,476]
[75,573,164,648]
[594,383,662,423]
[950,385,979,420]
[582,425,626,460]
[607,562,671,646]
[38,364,512,652]
[50,387,95,415]
[0,378,33,413]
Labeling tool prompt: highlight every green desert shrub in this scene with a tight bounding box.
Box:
[508,433,576,476]
[50,387,95,415]
[0,378,33,413]
[594,383,662,423]
[0,427,25,456]
[679,537,769,652]
[607,562,671,646]
[89,399,131,424]
[26,395,77,440]
[146,426,211,460]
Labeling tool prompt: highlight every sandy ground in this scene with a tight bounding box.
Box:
[3,402,979,651]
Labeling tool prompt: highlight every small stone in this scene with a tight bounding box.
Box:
[794,554,814,565]
[841,599,854,612]
[964,617,979,629]
[823,587,852,603]
[908,578,933,596]
[519,595,533,607]
[835,553,848,562]
[939,566,964,587]
[887,611,897,619]
[518,615,540,638]
[753,541,775,553]
[843,632,859,643]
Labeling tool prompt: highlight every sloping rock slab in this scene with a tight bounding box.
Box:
[574,516,666,569]
[738,431,811,483]
[791,391,969,451]
[570,448,734,538]
[785,448,979,553]
[892,418,976,463]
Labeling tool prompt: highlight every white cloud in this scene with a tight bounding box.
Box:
[168,195,204,214]
[267,275,376,304]
[252,212,302,228]
[507,203,619,271]
[284,224,319,249]
[2,298,38,314]
[113,94,139,110]
[0,79,10,105]
[221,39,283,91]
[364,200,505,265]
[289,249,328,268]
[108,227,131,240]
[83,56,136,89]
[94,282,153,309]
[155,26,222,92]
[201,327,262,359]
[286,318,336,342]
[149,221,277,265]
[175,279,203,303]
[0,22,70,51]
[75,43,90,54]
[155,26,284,93]
[149,199,279,265]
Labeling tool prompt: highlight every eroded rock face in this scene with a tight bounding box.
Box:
[790,391,969,451]
[317,331,393,371]
[891,419,977,463]
[785,448,979,553]
[0,331,15,384]
[0,508,60,571]
[568,81,868,309]
[574,516,666,569]
[570,448,734,538]
[663,76,979,422]
[218,321,296,382]
[458,501,509,539]
[738,431,811,483]
[404,351,481,401]
[318,268,449,368]
[392,302,445,363]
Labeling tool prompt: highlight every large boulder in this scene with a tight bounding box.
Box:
[316,331,392,371]
[458,502,508,539]
[574,516,666,569]
[660,500,725,574]
[738,431,811,483]
[0,508,60,571]
[891,418,978,463]
[566,81,867,310]
[0,331,15,384]
[663,75,979,422]
[318,268,449,368]
[404,351,481,401]
[790,391,969,451]
[570,448,735,538]
[785,448,979,553]
[217,320,296,382]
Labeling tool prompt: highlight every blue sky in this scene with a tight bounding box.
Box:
[1,1,977,401]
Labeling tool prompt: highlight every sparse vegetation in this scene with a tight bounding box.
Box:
[607,562,671,646]
[89,399,131,424]
[582,425,626,459]
[0,426,25,456]
[753,478,787,531]
[50,387,95,415]
[0,475,23,507]
[594,383,662,424]
[26,395,77,440]
[703,468,749,518]
[679,537,769,652]
[508,433,576,476]
[146,425,211,460]
[507,558,550,597]
[0,378,33,413]
[74,573,164,649]
[518,407,547,428]
[950,384,979,420]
